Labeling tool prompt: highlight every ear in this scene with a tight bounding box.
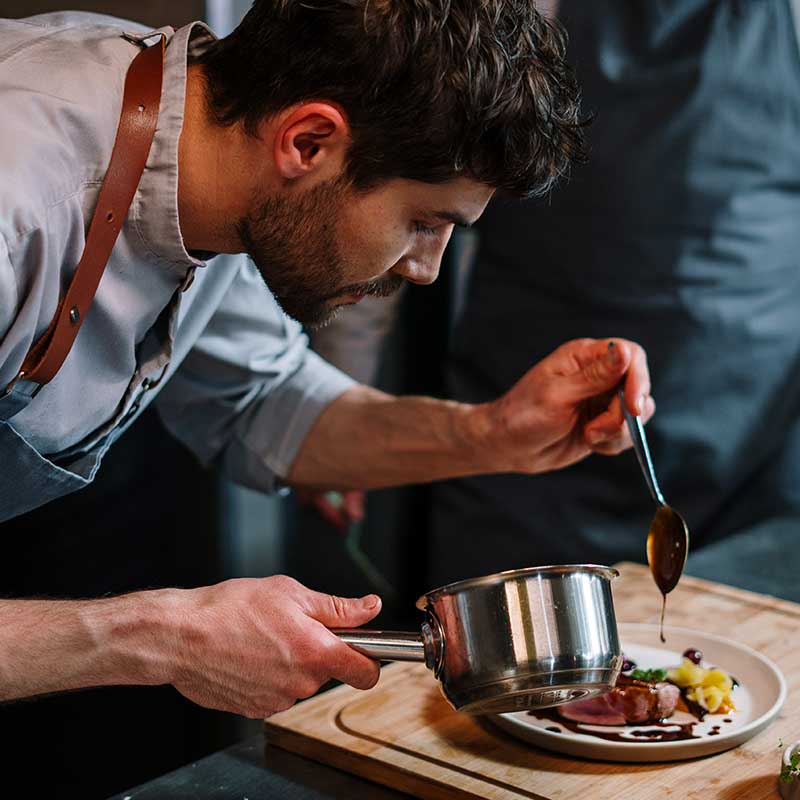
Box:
[271,102,350,181]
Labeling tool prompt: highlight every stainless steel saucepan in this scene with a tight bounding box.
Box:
[335,564,622,714]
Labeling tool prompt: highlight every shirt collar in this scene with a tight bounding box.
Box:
[131,22,217,279]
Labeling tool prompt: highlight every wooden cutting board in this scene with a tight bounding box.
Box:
[264,562,799,799]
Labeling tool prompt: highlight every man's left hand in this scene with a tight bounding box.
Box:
[295,488,365,531]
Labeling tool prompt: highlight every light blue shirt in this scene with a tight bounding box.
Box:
[0,13,355,520]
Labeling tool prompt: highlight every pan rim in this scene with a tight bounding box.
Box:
[417,563,619,608]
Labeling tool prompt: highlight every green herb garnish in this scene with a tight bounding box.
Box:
[630,668,668,682]
[780,750,800,784]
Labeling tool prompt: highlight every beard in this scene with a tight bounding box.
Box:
[237,177,405,329]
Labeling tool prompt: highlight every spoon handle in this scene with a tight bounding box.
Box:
[618,388,666,506]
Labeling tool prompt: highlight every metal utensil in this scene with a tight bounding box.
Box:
[618,387,689,637]
[335,564,622,714]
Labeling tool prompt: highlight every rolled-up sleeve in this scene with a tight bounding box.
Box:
[155,259,356,492]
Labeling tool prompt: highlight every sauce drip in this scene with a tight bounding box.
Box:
[679,692,708,722]
[647,506,688,643]
[529,707,702,744]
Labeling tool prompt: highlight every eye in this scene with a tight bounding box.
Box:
[414,221,440,236]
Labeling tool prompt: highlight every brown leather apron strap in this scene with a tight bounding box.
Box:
[5,34,166,394]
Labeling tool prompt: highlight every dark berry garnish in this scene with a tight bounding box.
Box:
[621,658,636,672]
[683,648,703,665]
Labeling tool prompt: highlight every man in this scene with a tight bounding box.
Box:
[0,1,653,719]
[428,0,800,592]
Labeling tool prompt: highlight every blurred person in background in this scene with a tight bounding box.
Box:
[428,0,800,598]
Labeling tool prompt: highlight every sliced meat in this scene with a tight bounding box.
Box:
[607,675,680,723]
[556,693,627,726]
[557,675,681,726]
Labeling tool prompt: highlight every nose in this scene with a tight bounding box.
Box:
[393,256,441,286]
[395,230,453,285]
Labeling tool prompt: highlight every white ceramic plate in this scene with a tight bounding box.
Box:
[489,623,786,762]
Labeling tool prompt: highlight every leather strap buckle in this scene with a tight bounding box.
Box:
[3,371,25,397]
[2,371,42,399]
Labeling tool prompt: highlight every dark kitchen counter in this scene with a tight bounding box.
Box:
[107,734,411,800]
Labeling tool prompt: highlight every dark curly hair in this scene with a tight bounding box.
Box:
[195,0,586,198]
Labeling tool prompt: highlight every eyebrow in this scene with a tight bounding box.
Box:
[431,210,476,229]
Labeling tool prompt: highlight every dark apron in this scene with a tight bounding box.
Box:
[428,0,800,587]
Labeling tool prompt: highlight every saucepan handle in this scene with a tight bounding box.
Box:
[333,630,426,662]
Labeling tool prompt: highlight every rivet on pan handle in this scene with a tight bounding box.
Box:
[421,610,445,678]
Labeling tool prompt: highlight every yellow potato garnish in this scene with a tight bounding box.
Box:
[668,657,736,714]
[717,698,736,714]
[701,669,733,693]
[667,659,705,687]
[688,686,724,712]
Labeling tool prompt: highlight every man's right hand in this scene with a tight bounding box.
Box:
[0,576,382,718]
[165,576,382,718]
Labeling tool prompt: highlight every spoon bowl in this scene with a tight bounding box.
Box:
[618,387,689,637]
[646,505,689,596]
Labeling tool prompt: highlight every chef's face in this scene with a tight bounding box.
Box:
[238,176,493,328]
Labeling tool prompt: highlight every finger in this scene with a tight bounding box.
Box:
[300,589,382,629]
[312,495,348,531]
[583,392,624,444]
[342,490,366,523]
[621,343,651,417]
[327,638,382,690]
[637,395,656,425]
[590,435,633,456]
[589,396,656,453]
[558,339,632,405]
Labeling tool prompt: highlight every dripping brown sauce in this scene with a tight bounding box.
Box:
[647,507,689,643]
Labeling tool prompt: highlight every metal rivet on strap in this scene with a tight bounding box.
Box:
[138,104,145,112]
[69,306,81,324]
[3,370,26,397]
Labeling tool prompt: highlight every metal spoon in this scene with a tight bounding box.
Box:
[618,387,689,641]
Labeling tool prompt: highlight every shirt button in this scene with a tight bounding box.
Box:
[142,379,152,390]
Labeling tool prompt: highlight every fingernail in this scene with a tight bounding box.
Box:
[636,395,645,415]
[606,342,621,367]
[324,491,343,509]
[362,594,381,610]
